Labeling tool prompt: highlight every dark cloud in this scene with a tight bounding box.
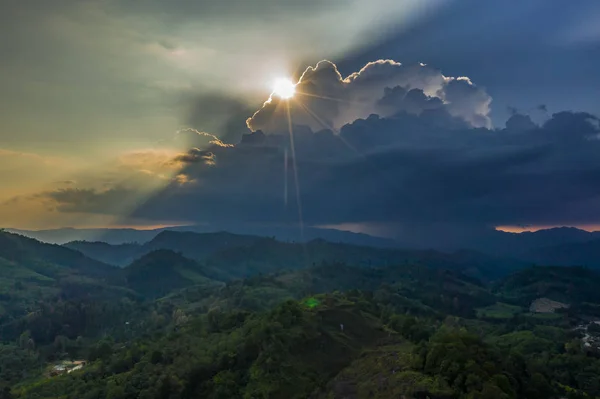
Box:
[40,187,135,214]
[173,148,216,165]
[37,106,600,241]
[117,107,600,237]
[504,114,537,133]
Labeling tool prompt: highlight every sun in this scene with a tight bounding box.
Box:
[272,78,296,99]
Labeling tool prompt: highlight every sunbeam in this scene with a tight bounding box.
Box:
[284,147,288,208]
[295,90,365,106]
[296,101,365,158]
[285,100,304,242]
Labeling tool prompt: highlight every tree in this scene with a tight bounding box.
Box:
[18,331,31,350]
[53,335,69,354]
[0,386,12,399]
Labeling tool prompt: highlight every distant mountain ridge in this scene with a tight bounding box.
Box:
[64,230,528,285]
[65,230,265,267]
[9,225,600,256]
[6,224,398,247]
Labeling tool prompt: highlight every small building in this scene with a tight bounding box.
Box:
[49,360,87,377]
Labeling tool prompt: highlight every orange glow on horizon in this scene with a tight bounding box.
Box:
[496,225,600,233]
[8,222,195,231]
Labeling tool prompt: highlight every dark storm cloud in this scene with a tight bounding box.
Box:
[39,105,600,234]
[111,106,600,232]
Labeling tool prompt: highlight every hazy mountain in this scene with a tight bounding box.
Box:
[5,227,165,245]
[64,241,142,267]
[480,227,600,255]
[7,224,398,247]
[65,231,264,267]
[10,225,600,265]
[145,231,262,260]
[63,230,527,281]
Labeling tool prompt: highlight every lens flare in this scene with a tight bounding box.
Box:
[272,78,296,99]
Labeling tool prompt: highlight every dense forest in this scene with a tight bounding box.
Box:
[1,230,600,398]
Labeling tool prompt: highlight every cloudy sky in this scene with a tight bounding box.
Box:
[1,0,600,238]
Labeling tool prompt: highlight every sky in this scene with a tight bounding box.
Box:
[1,0,600,239]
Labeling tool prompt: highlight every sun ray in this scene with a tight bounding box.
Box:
[296,101,364,158]
[294,90,364,106]
[286,101,304,243]
[283,147,288,207]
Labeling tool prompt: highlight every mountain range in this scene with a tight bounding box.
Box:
[5,224,397,247]
[3,227,600,399]
[7,225,600,268]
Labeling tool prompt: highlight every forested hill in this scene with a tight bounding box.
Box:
[11,284,600,399]
[1,230,600,398]
[0,231,117,278]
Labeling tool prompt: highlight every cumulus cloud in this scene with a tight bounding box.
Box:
[247,60,492,135]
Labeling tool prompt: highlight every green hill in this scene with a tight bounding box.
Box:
[3,231,600,399]
[0,231,118,279]
[12,296,408,399]
[122,250,217,299]
[65,231,527,281]
[159,262,495,321]
[0,231,124,325]
[525,239,600,269]
[15,291,600,399]
[496,265,600,306]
